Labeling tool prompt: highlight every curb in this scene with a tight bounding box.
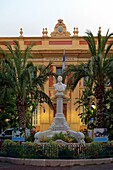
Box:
[0,157,113,167]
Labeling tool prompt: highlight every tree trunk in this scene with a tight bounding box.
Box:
[96,98,103,128]
[95,85,105,128]
[16,96,26,129]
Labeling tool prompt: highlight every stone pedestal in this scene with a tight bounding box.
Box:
[49,92,70,131]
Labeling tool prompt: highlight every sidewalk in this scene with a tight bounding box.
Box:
[0,161,113,170]
[0,157,113,167]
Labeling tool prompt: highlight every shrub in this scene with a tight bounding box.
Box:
[1,139,16,152]
[81,129,93,143]
[46,141,58,158]
[39,136,48,143]
[84,135,93,143]
[84,142,102,158]
[26,134,34,142]
[52,132,65,141]
[2,139,15,146]
[98,143,113,158]
[51,132,77,143]
[19,142,36,158]
[58,145,77,159]
[22,141,34,146]
[34,143,45,158]
[1,139,20,157]
[107,140,113,145]
[2,139,113,159]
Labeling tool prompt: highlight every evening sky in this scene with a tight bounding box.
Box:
[0,0,113,37]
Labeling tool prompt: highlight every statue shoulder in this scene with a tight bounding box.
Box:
[54,82,66,91]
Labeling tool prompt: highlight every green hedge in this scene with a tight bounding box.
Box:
[0,139,113,159]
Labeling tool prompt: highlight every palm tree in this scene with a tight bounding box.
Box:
[0,57,17,131]
[63,29,113,128]
[74,77,95,128]
[0,41,55,129]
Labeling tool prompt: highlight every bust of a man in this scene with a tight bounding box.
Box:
[54,76,66,92]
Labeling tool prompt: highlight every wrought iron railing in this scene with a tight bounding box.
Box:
[0,142,113,159]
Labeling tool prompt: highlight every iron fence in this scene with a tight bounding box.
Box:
[0,142,113,159]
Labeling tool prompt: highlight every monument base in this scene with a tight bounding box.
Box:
[34,129,85,144]
[34,76,85,144]
[34,112,85,144]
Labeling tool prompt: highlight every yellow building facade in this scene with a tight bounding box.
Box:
[1,19,112,132]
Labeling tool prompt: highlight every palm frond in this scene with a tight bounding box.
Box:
[23,44,34,68]
[36,62,56,90]
[101,29,113,58]
[63,63,89,91]
[105,42,113,58]
[84,30,96,56]
[38,90,54,110]
[97,29,102,54]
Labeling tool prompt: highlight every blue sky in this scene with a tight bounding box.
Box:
[0,0,113,37]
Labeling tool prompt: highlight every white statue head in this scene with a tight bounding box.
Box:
[57,76,62,83]
[54,76,66,92]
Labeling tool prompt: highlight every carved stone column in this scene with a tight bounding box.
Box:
[49,91,70,131]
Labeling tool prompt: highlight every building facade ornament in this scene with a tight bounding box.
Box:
[51,19,71,37]
[19,28,23,37]
[73,27,79,36]
[42,28,48,37]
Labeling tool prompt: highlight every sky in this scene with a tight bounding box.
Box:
[1,0,113,37]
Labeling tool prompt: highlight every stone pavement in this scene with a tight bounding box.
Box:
[0,161,113,170]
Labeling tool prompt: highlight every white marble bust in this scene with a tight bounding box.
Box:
[54,76,66,92]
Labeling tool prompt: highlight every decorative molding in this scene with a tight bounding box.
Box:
[107,41,113,44]
[79,41,88,45]
[49,41,72,45]
[24,41,42,45]
[79,40,97,45]
[28,57,89,62]
[0,41,14,45]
